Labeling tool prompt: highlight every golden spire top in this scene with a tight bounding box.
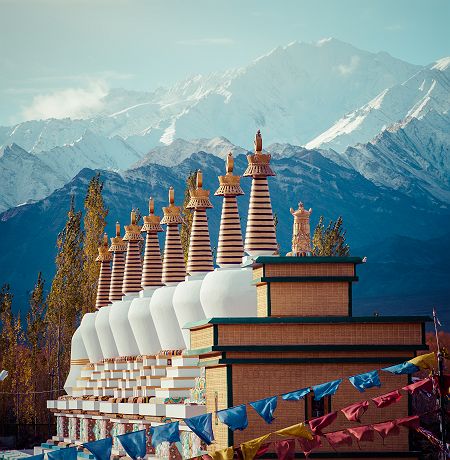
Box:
[97,232,112,261]
[244,130,275,177]
[142,196,163,233]
[161,186,183,225]
[110,222,127,252]
[215,153,244,197]
[124,209,143,242]
[187,169,213,209]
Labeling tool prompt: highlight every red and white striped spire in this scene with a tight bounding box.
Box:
[122,210,144,295]
[108,222,127,302]
[186,170,214,275]
[214,153,245,267]
[141,197,164,288]
[95,233,112,309]
[161,187,186,284]
[243,130,278,256]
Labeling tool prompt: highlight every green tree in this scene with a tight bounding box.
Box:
[46,196,84,394]
[82,173,108,315]
[180,171,197,264]
[312,216,350,256]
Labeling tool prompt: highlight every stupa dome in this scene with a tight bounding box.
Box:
[109,299,140,356]
[80,312,104,363]
[63,326,88,395]
[95,304,119,358]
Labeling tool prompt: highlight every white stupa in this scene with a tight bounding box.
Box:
[63,326,88,395]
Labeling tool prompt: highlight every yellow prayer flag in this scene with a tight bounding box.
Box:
[274,422,313,440]
[241,434,270,460]
[408,352,436,370]
[211,446,234,460]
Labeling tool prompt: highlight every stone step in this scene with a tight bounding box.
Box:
[81,400,99,411]
[171,356,199,367]
[100,370,123,379]
[136,376,161,387]
[117,402,140,415]
[160,377,195,389]
[136,386,157,397]
[166,366,201,378]
[142,357,157,366]
[140,366,166,377]
[122,370,141,379]
[138,403,166,417]
[165,404,206,419]
[98,401,118,413]
[118,378,138,388]
[81,389,94,396]
[92,388,114,397]
[114,388,134,398]
[154,388,191,399]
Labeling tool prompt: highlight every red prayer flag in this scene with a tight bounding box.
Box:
[308,411,338,434]
[402,378,433,395]
[373,421,400,439]
[274,439,295,460]
[347,425,375,443]
[324,430,353,450]
[372,390,402,408]
[341,400,369,422]
[297,435,322,459]
[395,415,420,430]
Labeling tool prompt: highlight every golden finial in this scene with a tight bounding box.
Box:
[97,232,112,261]
[161,186,183,224]
[187,170,212,209]
[197,170,203,189]
[115,221,121,237]
[226,152,234,174]
[130,210,136,225]
[169,186,175,205]
[244,130,275,177]
[124,209,143,242]
[215,153,244,196]
[254,129,262,152]
[103,232,108,245]
[142,197,163,233]
[110,221,127,252]
[149,197,154,215]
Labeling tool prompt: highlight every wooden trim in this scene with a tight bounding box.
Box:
[253,256,363,264]
[253,276,359,284]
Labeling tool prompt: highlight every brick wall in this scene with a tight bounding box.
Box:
[191,326,214,350]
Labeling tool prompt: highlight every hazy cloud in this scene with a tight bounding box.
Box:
[22,80,108,120]
[336,55,360,76]
[177,38,235,46]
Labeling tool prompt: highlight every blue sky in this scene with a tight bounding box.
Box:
[0,0,448,125]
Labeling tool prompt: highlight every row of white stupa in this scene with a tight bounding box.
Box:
[64,131,279,396]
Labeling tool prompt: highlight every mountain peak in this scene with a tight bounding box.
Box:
[432,57,450,71]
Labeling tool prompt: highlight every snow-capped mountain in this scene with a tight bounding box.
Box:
[307,57,450,152]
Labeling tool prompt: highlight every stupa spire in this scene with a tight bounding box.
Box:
[140,197,164,288]
[160,187,186,284]
[243,130,277,256]
[122,210,144,295]
[108,222,127,302]
[214,153,245,266]
[95,233,112,309]
[288,202,312,256]
[186,170,214,274]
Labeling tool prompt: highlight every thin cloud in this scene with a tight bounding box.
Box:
[177,37,235,46]
[22,80,108,121]
[336,55,360,76]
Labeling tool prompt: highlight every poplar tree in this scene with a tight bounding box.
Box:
[81,173,108,315]
[312,216,350,256]
[46,196,84,393]
[180,171,197,263]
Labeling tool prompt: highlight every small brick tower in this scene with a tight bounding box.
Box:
[214,153,245,267]
[108,222,127,302]
[243,130,277,256]
[161,187,186,284]
[288,201,312,256]
[122,210,144,295]
[141,197,164,288]
[186,170,214,275]
[95,233,112,309]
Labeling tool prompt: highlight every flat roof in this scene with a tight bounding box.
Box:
[185,315,431,329]
[253,256,364,264]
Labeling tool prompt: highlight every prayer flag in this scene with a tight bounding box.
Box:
[217,404,248,431]
[408,352,436,370]
[382,362,419,375]
[347,425,375,443]
[150,422,180,448]
[117,429,147,459]
[185,413,215,445]
[241,434,270,460]
[281,387,310,401]
[275,422,313,440]
[274,439,295,460]
[341,400,369,422]
[249,396,278,424]
[373,421,400,439]
[324,430,353,449]
[297,435,321,459]
[349,370,381,392]
[26,455,44,460]
[402,378,433,395]
[84,438,113,460]
[308,411,338,434]
[211,447,234,460]
[395,415,420,430]
[47,447,77,460]
[312,379,342,400]
[372,389,402,408]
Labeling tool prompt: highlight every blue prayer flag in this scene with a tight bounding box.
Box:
[26,455,44,460]
[217,404,248,431]
[349,370,381,392]
[117,429,147,459]
[150,421,181,447]
[185,413,215,445]
[47,447,77,460]
[312,379,342,400]
[281,387,311,401]
[382,362,420,375]
[83,437,113,460]
[249,396,278,424]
